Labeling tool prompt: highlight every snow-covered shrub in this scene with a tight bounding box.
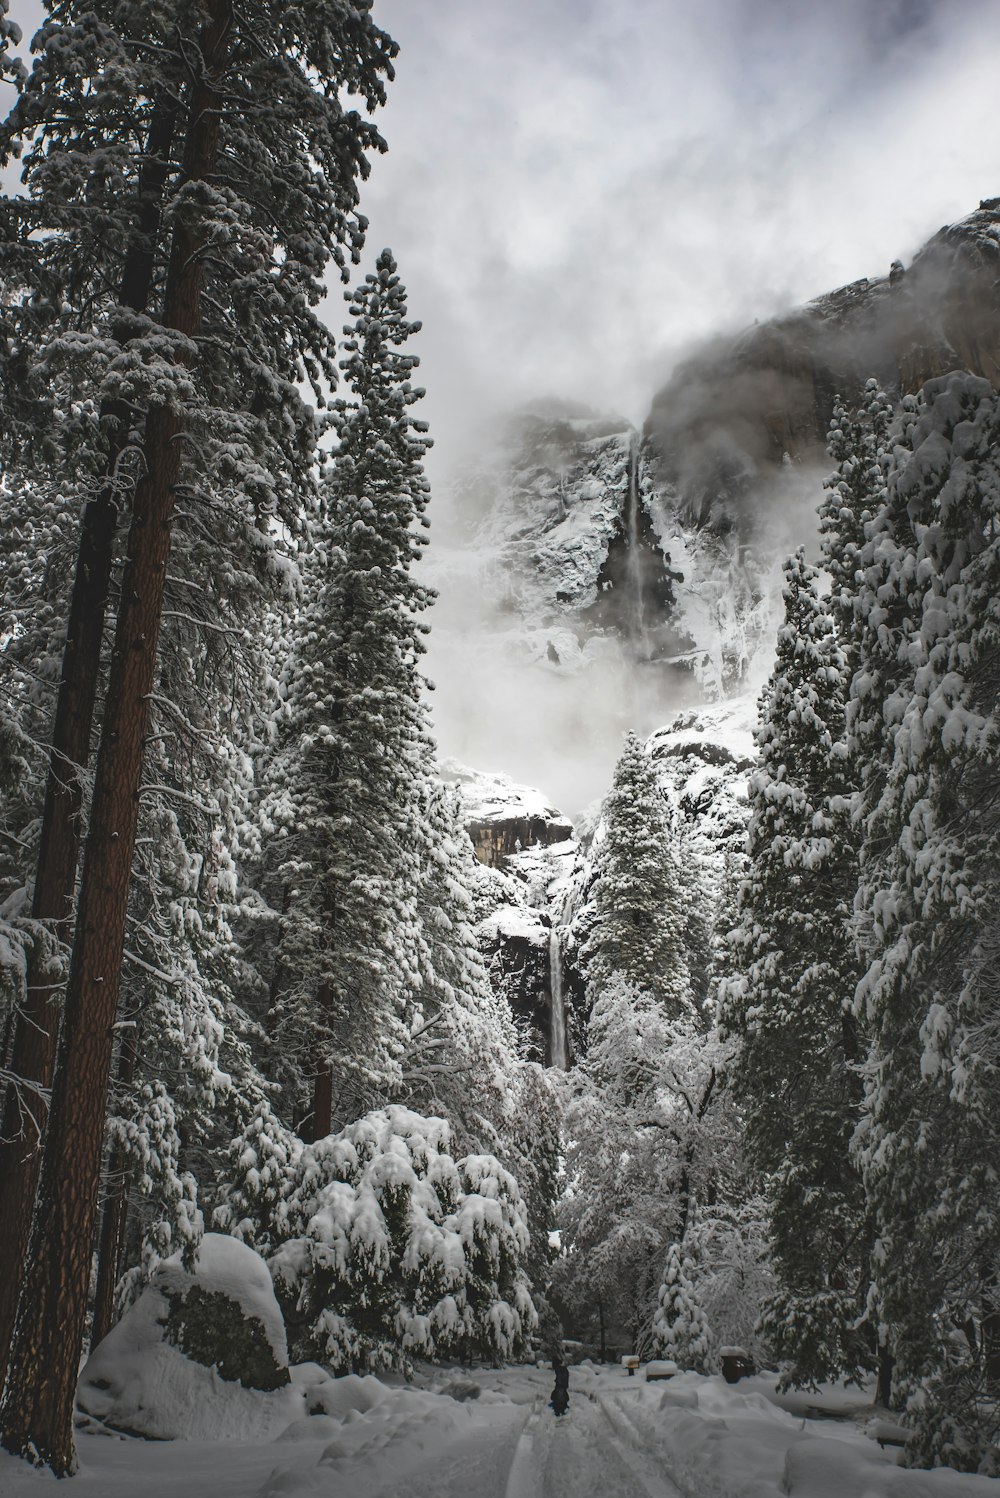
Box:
[268,1105,535,1371]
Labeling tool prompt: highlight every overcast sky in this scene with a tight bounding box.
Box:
[357,0,1000,471]
[6,0,1000,808]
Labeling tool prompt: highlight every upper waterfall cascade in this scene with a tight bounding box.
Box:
[548,926,569,1070]
[625,432,652,662]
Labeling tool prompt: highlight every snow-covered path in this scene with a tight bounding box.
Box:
[280,1367,699,1498]
[375,1383,691,1498]
[502,1388,689,1498]
[3,1364,1000,1498]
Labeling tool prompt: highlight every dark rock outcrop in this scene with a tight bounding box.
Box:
[647,200,1000,522]
[442,761,573,870]
[467,814,573,870]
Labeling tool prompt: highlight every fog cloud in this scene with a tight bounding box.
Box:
[361,0,1000,464]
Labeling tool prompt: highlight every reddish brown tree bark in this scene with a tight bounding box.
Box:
[0,98,179,1374]
[0,7,232,1471]
[89,1027,139,1350]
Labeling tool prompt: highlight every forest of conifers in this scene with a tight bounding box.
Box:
[1,1,1000,1483]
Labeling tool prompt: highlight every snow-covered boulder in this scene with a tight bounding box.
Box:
[78,1234,296,1441]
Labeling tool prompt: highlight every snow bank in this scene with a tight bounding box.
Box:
[641,1372,1000,1498]
[255,1382,511,1498]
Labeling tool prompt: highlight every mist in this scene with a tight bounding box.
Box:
[351,0,1000,814]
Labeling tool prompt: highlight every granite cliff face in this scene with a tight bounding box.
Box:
[447,762,581,1068]
[457,202,1000,705]
[647,199,1000,494]
[441,761,573,871]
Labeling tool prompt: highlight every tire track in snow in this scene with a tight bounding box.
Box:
[505,1387,686,1498]
[503,1398,544,1498]
[594,1390,691,1498]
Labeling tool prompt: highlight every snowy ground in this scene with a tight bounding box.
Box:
[3,1363,998,1498]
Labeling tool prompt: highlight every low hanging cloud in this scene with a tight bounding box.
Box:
[6,0,1000,811]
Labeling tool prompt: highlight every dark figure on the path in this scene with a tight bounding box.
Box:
[550,1356,569,1416]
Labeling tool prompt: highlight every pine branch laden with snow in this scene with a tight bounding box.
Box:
[211,1096,302,1256]
[265,1106,535,1372]
[850,373,1000,1473]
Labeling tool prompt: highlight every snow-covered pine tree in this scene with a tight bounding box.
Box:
[260,250,433,1135]
[211,1093,302,1256]
[0,475,82,1077]
[401,778,516,1150]
[0,5,397,1472]
[579,731,692,1019]
[850,373,1000,1471]
[653,1239,710,1372]
[721,550,870,1389]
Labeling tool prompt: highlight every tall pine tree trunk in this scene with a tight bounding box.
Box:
[311,983,334,1140]
[90,1026,139,1349]
[876,1341,894,1409]
[0,98,179,1374]
[0,10,231,1471]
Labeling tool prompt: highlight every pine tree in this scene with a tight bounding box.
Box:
[0,6,397,1472]
[260,249,434,1134]
[400,778,516,1151]
[653,1240,710,1371]
[851,373,1000,1470]
[579,731,692,1018]
[721,551,870,1389]
[0,13,205,1350]
[819,380,893,666]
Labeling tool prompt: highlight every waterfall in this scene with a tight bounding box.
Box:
[548,927,568,1070]
[625,431,651,661]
